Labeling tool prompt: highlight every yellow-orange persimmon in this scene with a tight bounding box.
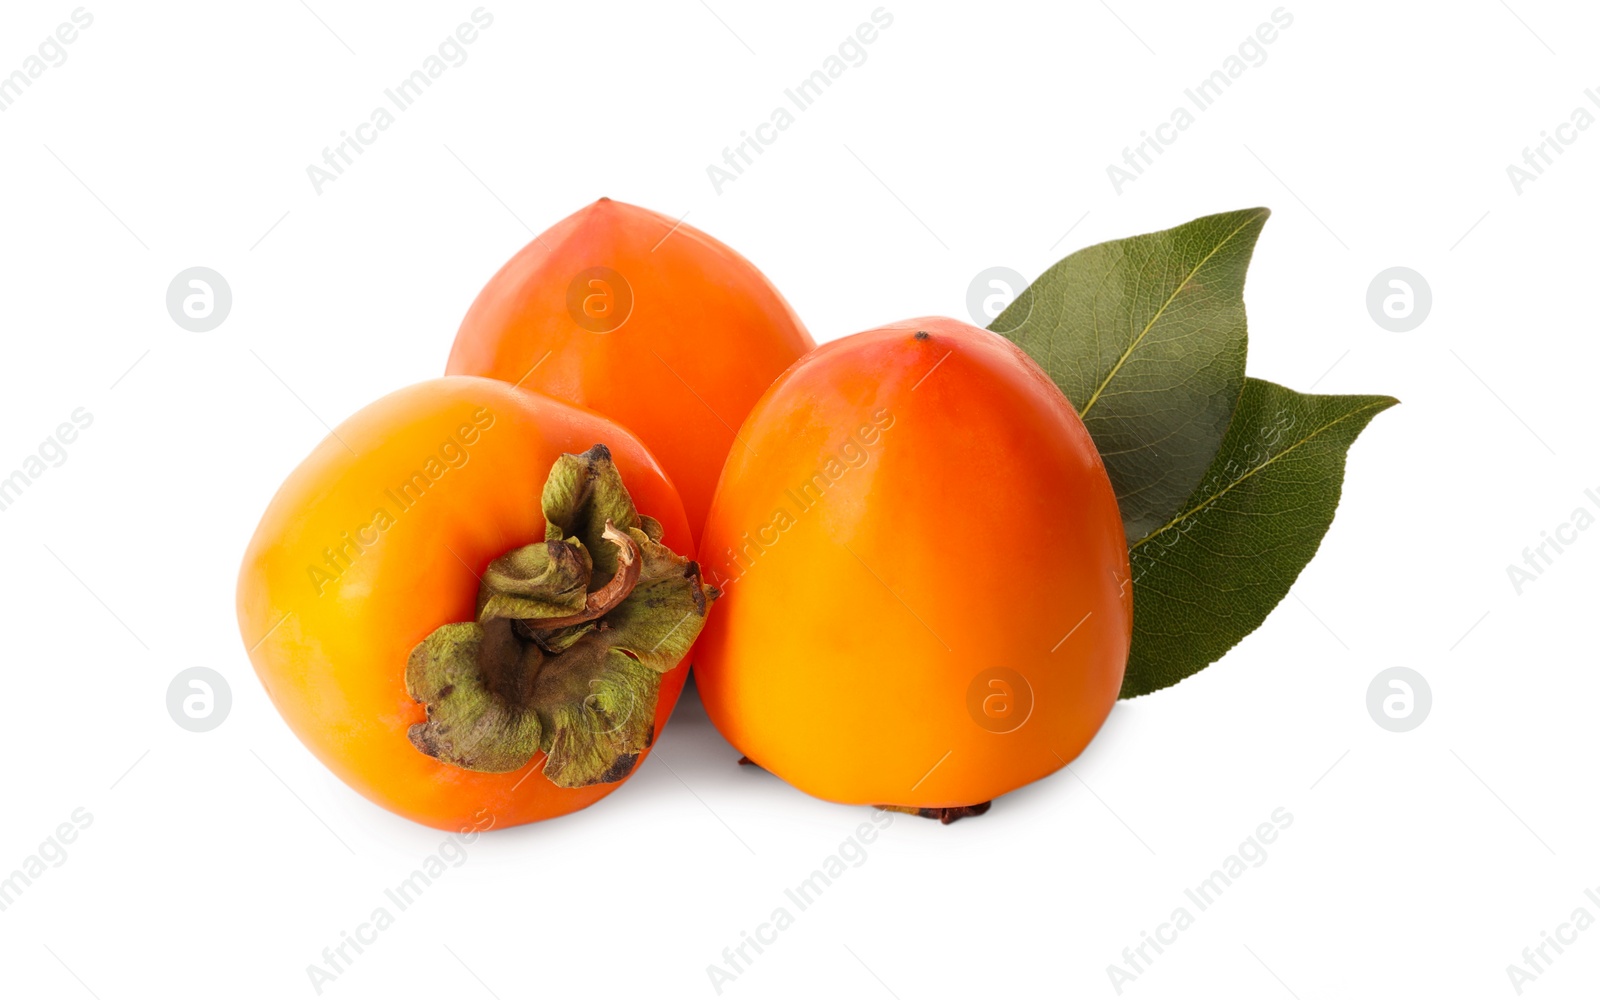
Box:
[694,318,1131,814]
[237,377,716,831]
[445,198,814,543]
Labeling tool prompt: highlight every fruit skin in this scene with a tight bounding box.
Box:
[445,198,814,543]
[694,317,1131,808]
[237,377,693,831]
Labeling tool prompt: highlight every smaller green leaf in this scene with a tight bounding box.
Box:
[1121,378,1397,698]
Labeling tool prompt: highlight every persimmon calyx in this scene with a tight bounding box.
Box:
[405,444,718,787]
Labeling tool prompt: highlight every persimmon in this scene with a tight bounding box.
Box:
[445,198,814,543]
[694,318,1130,817]
[237,377,717,831]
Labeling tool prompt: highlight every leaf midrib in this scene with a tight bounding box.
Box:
[1076,209,1267,420]
[1130,396,1394,552]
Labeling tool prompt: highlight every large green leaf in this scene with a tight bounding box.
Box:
[1120,378,1398,697]
[992,208,1269,542]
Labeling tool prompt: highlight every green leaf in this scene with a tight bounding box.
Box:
[992,208,1269,542]
[1120,378,1398,698]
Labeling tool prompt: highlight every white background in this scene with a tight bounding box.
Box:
[1,1,1596,997]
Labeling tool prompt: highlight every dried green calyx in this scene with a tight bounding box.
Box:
[406,444,718,788]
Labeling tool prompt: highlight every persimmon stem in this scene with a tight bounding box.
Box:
[875,802,992,825]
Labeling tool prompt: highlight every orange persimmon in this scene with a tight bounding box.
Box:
[237,377,717,831]
[445,198,814,543]
[694,318,1130,816]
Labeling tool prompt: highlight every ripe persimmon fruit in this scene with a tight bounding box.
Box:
[694,318,1130,816]
[237,377,717,831]
[446,198,814,543]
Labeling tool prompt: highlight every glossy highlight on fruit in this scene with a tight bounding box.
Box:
[446,198,815,542]
[694,317,1131,810]
[237,377,711,831]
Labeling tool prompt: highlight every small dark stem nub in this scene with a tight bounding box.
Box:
[875,802,992,825]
